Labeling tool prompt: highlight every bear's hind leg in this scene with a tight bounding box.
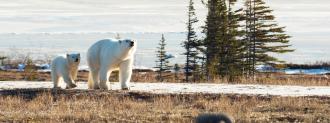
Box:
[119,59,133,90]
[99,67,110,90]
[90,69,100,89]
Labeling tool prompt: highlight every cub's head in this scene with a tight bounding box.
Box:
[66,53,80,64]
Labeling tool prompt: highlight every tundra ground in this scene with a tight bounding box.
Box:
[0,89,329,122]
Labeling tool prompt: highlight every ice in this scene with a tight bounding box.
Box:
[284,69,329,75]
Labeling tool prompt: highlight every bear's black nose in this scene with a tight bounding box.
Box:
[75,58,79,62]
[130,41,134,47]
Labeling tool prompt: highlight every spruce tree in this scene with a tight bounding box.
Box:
[203,0,222,80]
[224,0,246,81]
[183,0,200,82]
[244,0,294,76]
[155,34,171,82]
[203,0,245,81]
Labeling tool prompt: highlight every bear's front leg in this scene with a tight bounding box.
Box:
[65,82,77,89]
[119,59,133,90]
[65,79,77,89]
[62,73,77,89]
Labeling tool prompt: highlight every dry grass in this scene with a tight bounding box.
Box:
[212,73,330,86]
[0,89,329,122]
[0,71,49,81]
[1,70,330,86]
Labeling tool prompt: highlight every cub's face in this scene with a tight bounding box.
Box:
[66,53,80,64]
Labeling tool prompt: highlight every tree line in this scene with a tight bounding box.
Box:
[155,0,293,82]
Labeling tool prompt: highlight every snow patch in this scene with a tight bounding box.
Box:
[0,81,329,97]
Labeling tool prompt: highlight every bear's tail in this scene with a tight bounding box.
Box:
[87,72,93,89]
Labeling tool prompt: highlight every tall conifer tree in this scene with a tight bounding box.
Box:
[183,0,200,82]
[244,0,293,76]
[203,0,245,81]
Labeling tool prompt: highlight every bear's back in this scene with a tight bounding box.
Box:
[52,55,66,63]
[88,39,118,52]
[94,39,117,46]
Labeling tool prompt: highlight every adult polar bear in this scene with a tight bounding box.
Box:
[87,39,136,90]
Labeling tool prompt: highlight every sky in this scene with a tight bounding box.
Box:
[0,0,207,33]
[0,0,329,36]
[0,0,330,63]
[0,0,329,33]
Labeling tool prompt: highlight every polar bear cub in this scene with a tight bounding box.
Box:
[51,53,80,89]
[87,39,136,90]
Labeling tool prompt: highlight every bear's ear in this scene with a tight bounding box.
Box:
[77,53,80,57]
[66,54,70,58]
[119,40,122,43]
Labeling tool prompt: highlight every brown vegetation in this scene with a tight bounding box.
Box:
[0,89,329,122]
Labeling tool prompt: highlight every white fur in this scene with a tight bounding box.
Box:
[51,54,80,89]
[87,39,136,90]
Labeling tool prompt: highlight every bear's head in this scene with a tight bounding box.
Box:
[118,39,137,56]
[119,39,136,48]
[66,53,80,65]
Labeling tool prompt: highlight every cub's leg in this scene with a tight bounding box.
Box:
[62,71,77,89]
[52,71,60,89]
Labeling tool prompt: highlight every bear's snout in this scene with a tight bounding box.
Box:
[130,41,134,47]
[75,58,79,62]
